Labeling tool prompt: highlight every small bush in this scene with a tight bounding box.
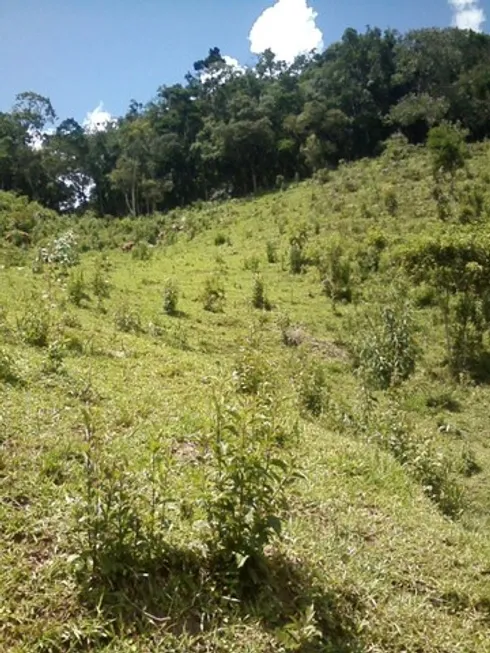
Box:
[266,240,278,264]
[298,358,329,417]
[202,275,226,313]
[289,243,304,274]
[0,348,18,384]
[252,275,272,311]
[131,242,152,261]
[383,187,398,216]
[214,232,229,246]
[319,239,353,304]
[17,309,50,347]
[92,261,111,300]
[163,278,179,315]
[356,299,417,390]
[204,382,292,571]
[114,304,142,333]
[244,255,260,272]
[39,231,79,268]
[67,271,90,306]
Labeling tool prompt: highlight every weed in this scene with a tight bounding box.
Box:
[132,242,152,261]
[0,348,18,384]
[297,357,329,417]
[266,240,278,264]
[67,270,90,306]
[356,298,417,390]
[17,307,50,347]
[163,278,179,315]
[202,275,226,313]
[252,275,272,311]
[114,303,142,333]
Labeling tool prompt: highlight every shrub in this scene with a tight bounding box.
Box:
[163,278,179,315]
[92,260,111,301]
[356,299,417,390]
[244,255,260,272]
[202,275,226,313]
[318,238,353,304]
[0,348,18,384]
[114,303,142,333]
[383,187,398,216]
[298,358,329,417]
[266,240,278,264]
[252,275,272,311]
[39,230,79,268]
[131,242,152,261]
[17,308,50,347]
[204,383,293,572]
[398,229,490,377]
[67,271,90,306]
[214,232,229,246]
[289,243,304,274]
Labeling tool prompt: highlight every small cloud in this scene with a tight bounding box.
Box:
[249,0,324,64]
[83,102,115,133]
[449,0,486,31]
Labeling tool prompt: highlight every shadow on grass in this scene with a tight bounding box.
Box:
[77,548,363,651]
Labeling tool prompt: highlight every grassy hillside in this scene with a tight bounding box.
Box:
[1,138,490,652]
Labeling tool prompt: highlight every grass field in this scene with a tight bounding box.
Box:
[1,139,490,652]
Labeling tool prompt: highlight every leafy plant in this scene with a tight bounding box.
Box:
[17,307,50,347]
[252,275,272,311]
[356,298,417,390]
[163,278,179,315]
[204,383,293,572]
[202,275,226,313]
[131,242,152,261]
[114,303,142,333]
[67,270,90,306]
[297,357,329,417]
[0,348,18,384]
[266,240,278,263]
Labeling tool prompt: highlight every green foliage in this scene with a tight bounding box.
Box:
[67,270,90,306]
[114,303,142,333]
[40,231,79,268]
[428,123,467,179]
[398,229,490,376]
[131,242,152,261]
[0,348,18,384]
[356,298,417,390]
[17,307,50,347]
[202,275,226,312]
[214,232,229,246]
[297,357,329,417]
[243,255,260,272]
[318,237,353,304]
[163,278,179,315]
[204,384,293,570]
[383,186,398,216]
[266,240,278,263]
[252,275,272,311]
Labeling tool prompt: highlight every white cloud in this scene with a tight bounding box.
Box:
[449,0,486,31]
[249,0,324,63]
[200,55,245,84]
[83,102,115,133]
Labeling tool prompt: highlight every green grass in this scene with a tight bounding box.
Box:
[1,140,490,651]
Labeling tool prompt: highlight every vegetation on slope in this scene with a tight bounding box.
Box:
[1,137,490,651]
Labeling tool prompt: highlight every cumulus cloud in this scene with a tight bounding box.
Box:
[83,102,115,133]
[449,0,486,31]
[249,0,324,63]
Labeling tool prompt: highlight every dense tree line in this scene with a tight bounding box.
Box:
[2,27,490,216]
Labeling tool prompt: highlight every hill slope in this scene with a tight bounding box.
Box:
[1,140,490,652]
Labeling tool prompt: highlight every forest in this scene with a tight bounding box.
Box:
[2,26,490,216]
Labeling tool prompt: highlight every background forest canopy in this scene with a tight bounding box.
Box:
[3,25,490,217]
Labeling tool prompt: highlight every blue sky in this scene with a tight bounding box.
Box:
[0,0,488,127]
